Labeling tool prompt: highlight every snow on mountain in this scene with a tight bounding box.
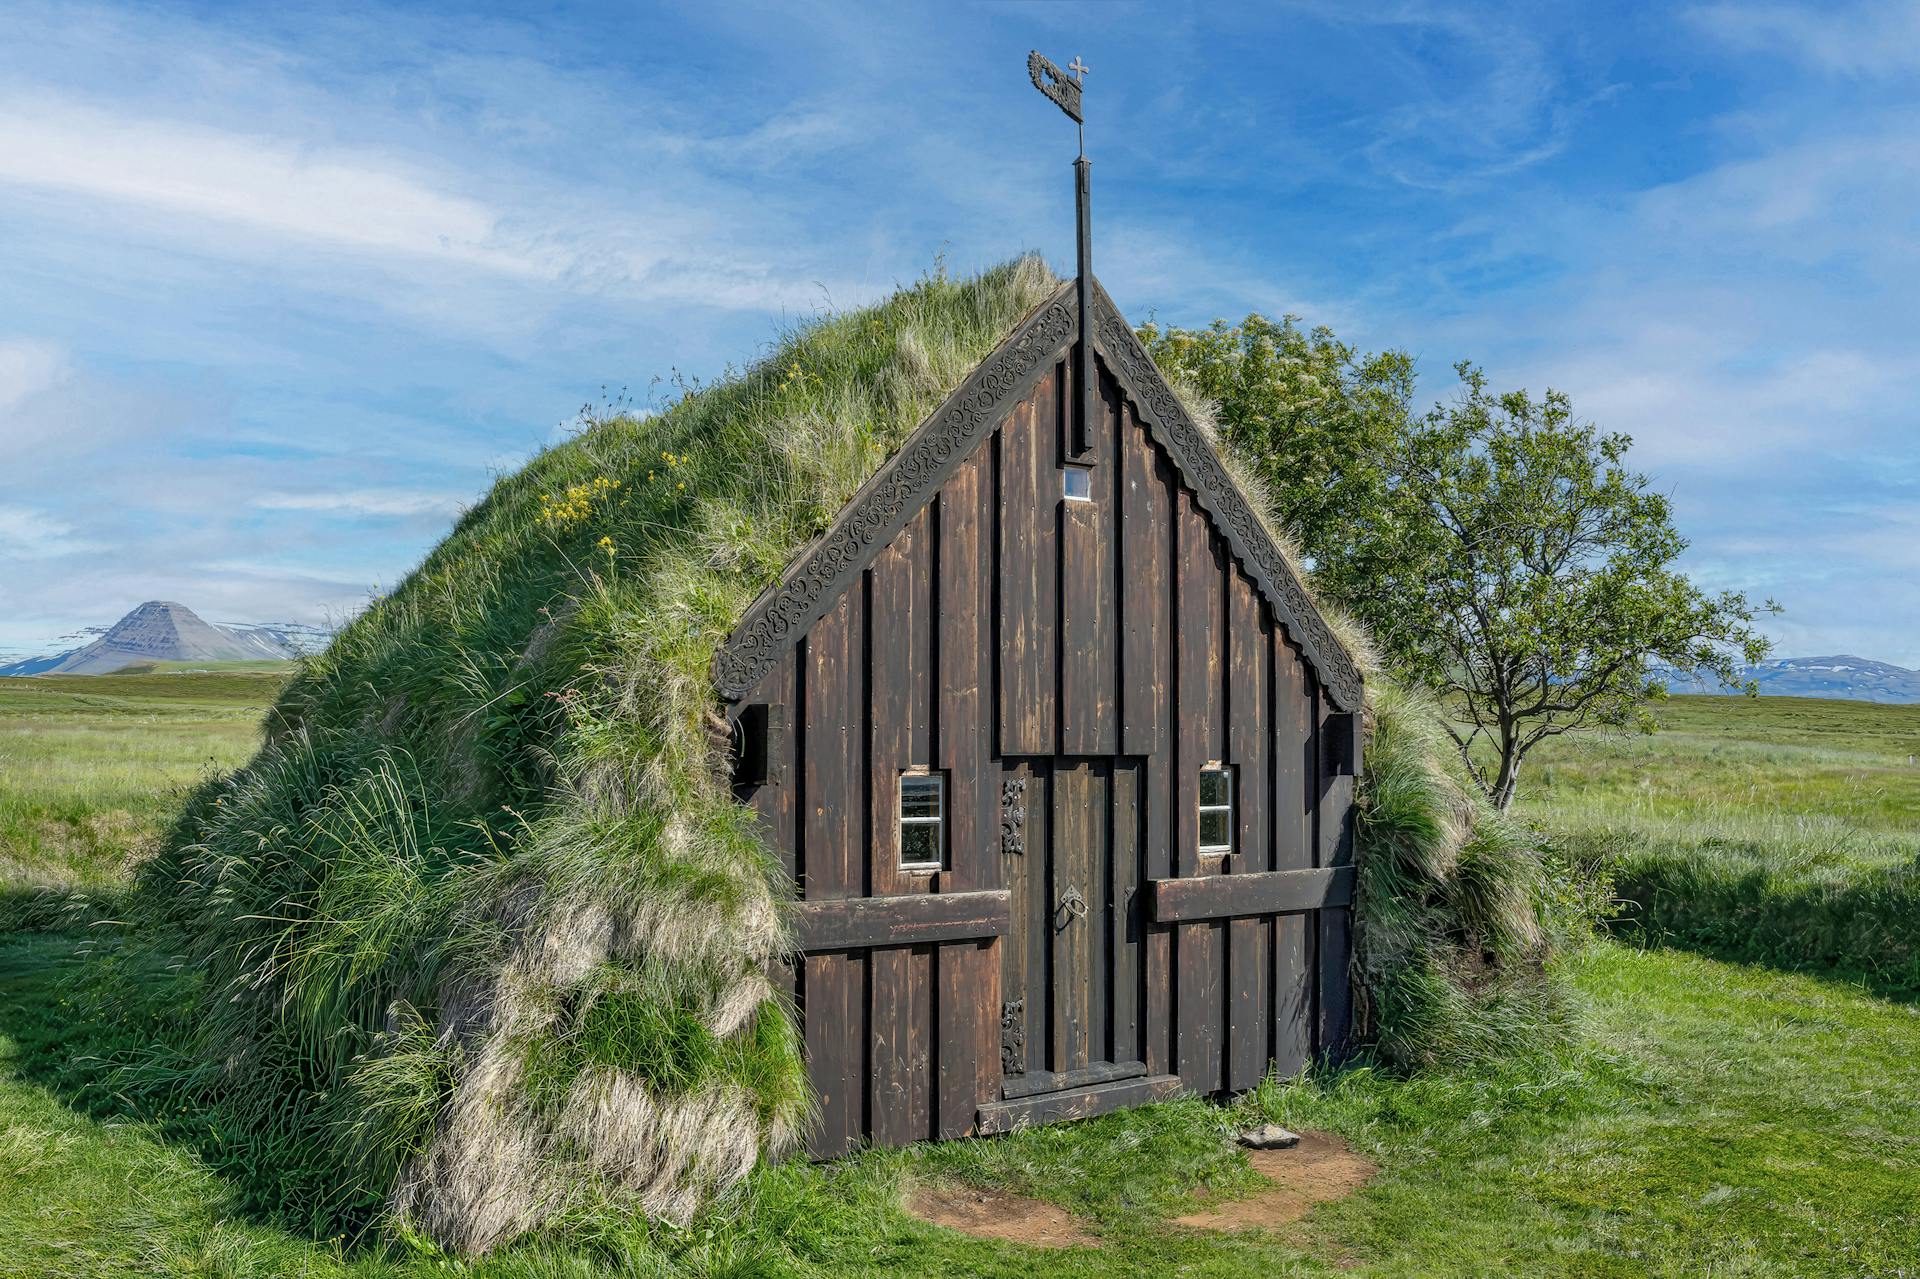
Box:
[0,601,313,677]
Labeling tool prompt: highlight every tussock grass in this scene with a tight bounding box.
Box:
[119,257,1062,1252]
[1349,683,1572,1072]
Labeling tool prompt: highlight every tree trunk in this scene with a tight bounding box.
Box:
[1490,727,1521,811]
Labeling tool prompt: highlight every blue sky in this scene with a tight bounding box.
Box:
[1,0,1916,664]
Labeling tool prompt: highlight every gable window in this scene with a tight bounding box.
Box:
[1061,464,1093,502]
[899,771,946,870]
[1198,765,1234,856]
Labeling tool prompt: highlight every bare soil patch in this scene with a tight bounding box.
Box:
[905,1182,1100,1249]
[1174,1131,1378,1233]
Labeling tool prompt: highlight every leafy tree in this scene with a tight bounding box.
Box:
[1346,365,1776,808]
[1138,314,1413,570]
[1145,314,1776,810]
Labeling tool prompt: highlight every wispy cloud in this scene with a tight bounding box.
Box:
[0,95,544,273]
[0,339,68,413]
[0,505,102,558]
[252,490,472,518]
[1688,1,1920,76]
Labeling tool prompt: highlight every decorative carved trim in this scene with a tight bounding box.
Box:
[1000,998,1027,1076]
[1089,282,1366,711]
[1000,777,1027,856]
[713,282,1078,700]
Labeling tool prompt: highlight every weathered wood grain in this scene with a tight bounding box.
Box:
[794,890,1012,951]
[1147,867,1356,923]
[975,1073,1185,1134]
[997,367,1059,755]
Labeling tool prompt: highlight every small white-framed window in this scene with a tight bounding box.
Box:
[1198,764,1234,856]
[899,771,946,870]
[1061,465,1093,502]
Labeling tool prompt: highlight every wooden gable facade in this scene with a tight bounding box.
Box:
[716,279,1365,1156]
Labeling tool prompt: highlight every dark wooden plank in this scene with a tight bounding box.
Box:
[1274,638,1312,872]
[1120,404,1167,757]
[869,521,928,899]
[975,1073,1185,1135]
[1227,572,1268,1091]
[1141,450,1178,1077]
[1000,1059,1146,1099]
[803,950,862,1158]
[1174,491,1223,1093]
[1274,913,1311,1077]
[802,592,861,900]
[735,654,796,879]
[1229,574,1270,871]
[938,452,989,892]
[1317,907,1352,1064]
[1060,368,1118,756]
[1316,691,1358,1061]
[870,945,931,1147]
[1089,758,1113,1066]
[1053,759,1093,1072]
[1147,867,1355,923]
[996,369,1058,755]
[793,890,1012,951]
[1110,760,1141,1065]
[1001,758,1051,1082]
[937,939,997,1138]
[1175,491,1212,877]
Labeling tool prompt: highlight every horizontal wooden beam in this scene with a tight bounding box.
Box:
[1001,1059,1147,1101]
[793,889,1011,952]
[976,1073,1185,1135]
[1146,866,1355,924]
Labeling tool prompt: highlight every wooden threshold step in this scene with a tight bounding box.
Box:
[976,1074,1185,1135]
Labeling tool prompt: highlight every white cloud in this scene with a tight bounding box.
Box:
[0,338,69,412]
[0,94,552,276]
[0,504,101,558]
[1689,1,1920,77]
[252,489,472,518]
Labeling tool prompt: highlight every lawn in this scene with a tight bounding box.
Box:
[1,678,1916,1277]
[0,665,286,903]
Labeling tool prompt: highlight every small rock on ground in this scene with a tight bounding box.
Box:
[1238,1123,1301,1149]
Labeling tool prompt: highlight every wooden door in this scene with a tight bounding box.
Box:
[999,756,1146,1099]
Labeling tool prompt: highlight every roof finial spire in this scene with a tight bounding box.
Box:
[1028,49,1096,460]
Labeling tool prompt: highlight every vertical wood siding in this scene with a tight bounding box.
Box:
[732,352,1351,1156]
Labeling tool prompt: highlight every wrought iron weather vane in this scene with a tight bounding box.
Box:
[1028,50,1095,458]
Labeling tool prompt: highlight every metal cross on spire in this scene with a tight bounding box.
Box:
[1028,49,1097,459]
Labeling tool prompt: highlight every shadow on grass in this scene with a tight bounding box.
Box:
[1558,830,1920,1004]
[0,925,362,1244]
[0,883,125,934]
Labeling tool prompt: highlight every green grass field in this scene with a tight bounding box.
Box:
[2,678,1917,1277]
[0,667,287,905]
[1521,695,1920,1000]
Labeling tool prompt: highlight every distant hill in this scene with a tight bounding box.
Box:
[1663,655,1920,705]
[0,601,315,677]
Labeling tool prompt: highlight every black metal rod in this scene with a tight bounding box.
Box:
[1074,155,1093,458]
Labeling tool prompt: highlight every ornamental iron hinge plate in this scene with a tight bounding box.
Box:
[1000,777,1027,856]
[1000,998,1027,1075]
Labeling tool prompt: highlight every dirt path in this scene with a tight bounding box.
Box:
[904,1182,1101,1248]
[1175,1131,1378,1232]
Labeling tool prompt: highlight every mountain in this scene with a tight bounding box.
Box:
[0,601,309,677]
[1663,655,1920,704]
